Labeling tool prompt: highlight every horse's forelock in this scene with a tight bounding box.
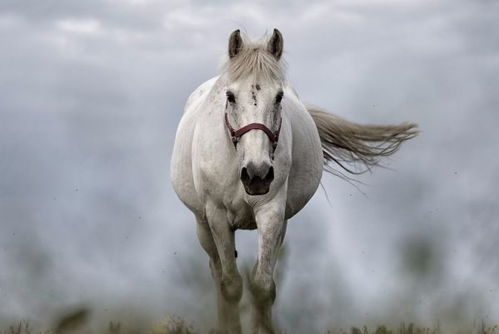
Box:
[222,33,285,83]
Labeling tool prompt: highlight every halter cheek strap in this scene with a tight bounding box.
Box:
[224,112,282,152]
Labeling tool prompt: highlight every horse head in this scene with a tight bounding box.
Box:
[223,29,285,195]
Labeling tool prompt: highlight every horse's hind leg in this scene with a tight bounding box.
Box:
[249,208,287,334]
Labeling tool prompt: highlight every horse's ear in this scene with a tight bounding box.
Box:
[267,28,283,60]
[228,29,243,58]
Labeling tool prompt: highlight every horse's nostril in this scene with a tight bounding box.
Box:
[240,163,274,195]
[241,167,250,183]
[264,166,274,183]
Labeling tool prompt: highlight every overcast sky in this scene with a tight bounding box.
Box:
[0,0,498,332]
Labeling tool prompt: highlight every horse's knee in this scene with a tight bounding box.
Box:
[250,273,276,305]
[220,273,243,303]
[209,259,222,280]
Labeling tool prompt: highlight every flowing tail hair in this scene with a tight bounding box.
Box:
[307,106,418,177]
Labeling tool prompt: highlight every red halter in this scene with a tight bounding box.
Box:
[224,112,282,152]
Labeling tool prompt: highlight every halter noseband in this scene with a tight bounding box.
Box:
[224,112,282,152]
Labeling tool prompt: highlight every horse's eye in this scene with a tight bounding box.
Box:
[226,91,236,104]
[275,91,284,104]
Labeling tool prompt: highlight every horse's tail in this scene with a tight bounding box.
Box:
[306,105,418,175]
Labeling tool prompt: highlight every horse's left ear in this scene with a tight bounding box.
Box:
[267,28,283,60]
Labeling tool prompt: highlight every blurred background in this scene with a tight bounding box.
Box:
[0,0,498,332]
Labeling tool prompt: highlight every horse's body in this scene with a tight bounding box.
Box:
[171,29,417,334]
[172,75,323,227]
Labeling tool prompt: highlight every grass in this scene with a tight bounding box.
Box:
[2,245,496,334]
[3,314,498,334]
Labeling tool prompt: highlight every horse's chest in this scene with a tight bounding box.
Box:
[226,198,257,230]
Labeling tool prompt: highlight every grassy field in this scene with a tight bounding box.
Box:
[3,311,498,334]
[3,246,495,334]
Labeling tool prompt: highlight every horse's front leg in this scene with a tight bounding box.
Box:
[195,216,231,334]
[205,202,243,334]
[249,202,287,334]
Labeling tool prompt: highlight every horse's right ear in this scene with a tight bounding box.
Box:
[228,29,243,58]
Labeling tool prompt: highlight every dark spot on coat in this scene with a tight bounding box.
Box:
[251,90,257,106]
[255,84,261,90]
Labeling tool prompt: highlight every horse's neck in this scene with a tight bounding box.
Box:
[200,75,231,139]
[210,75,227,99]
[202,75,229,121]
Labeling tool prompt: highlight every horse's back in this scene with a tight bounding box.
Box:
[171,77,219,217]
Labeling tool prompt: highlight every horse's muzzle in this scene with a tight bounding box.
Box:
[240,162,274,195]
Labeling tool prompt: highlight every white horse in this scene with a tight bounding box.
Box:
[171,29,417,334]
